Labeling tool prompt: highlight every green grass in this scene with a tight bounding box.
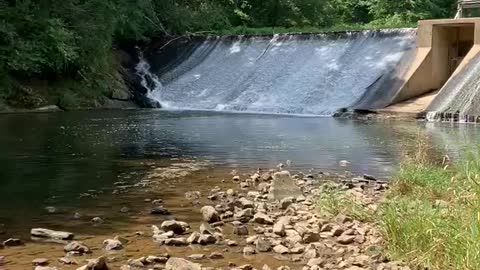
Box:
[379,140,480,270]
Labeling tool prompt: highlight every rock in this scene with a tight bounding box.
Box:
[185,191,201,200]
[237,197,254,209]
[91,217,104,224]
[3,238,23,246]
[232,176,241,182]
[256,238,272,252]
[32,258,49,266]
[335,214,353,224]
[270,171,302,200]
[187,232,201,244]
[64,241,90,254]
[197,234,216,245]
[337,234,355,244]
[111,88,131,100]
[73,212,82,219]
[246,235,258,245]
[234,208,254,222]
[103,238,123,251]
[273,222,286,237]
[151,206,170,215]
[243,246,256,255]
[240,182,249,189]
[227,240,238,246]
[120,207,130,213]
[35,267,58,270]
[161,220,190,234]
[226,189,236,196]
[164,238,188,246]
[233,225,249,236]
[165,258,201,270]
[208,252,224,259]
[253,213,274,225]
[152,199,164,205]
[45,206,57,213]
[187,254,205,260]
[200,206,220,223]
[262,265,272,270]
[280,197,295,209]
[332,226,344,236]
[273,245,289,254]
[303,232,320,243]
[199,223,216,235]
[363,174,377,181]
[285,230,302,246]
[307,258,325,267]
[31,228,74,240]
[59,257,79,265]
[76,256,109,270]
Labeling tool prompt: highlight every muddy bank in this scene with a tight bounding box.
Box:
[0,163,410,270]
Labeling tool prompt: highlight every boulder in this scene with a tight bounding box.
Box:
[165,258,201,270]
[200,206,220,223]
[198,234,216,245]
[237,198,254,209]
[280,197,295,209]
[273,245,289,254]
[243,246,256,256]
[31,228,74,240]
[234,208,254,222]
[160,220,190,234]
[187,232,200,244]
[103,238,123,251]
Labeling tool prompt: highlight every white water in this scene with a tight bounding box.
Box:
[138,30,416,116]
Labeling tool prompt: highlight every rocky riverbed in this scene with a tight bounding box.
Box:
[0,166,410,270]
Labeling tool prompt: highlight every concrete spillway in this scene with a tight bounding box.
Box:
[137,30,416,116]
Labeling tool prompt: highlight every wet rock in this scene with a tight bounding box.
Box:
[200,206,220,223]
[234,208,254,222]
[198,234,216,245]
[165,257,201,270]
[280,197,295,209]
[187,254,205,260]
[32,258,49,266]
[273,245,289,254]
[3,238,23,246]
[31,228,74,240]
[253,213,274,225]
[59,257,79,265]
[161,220,190,234]
[64,241,90,254]
[91,217,104,224]
[76,256,109,270]
[337,234,355,245]
[208,252,224,259]
[243,246,256,255]
[187,232,201,244]
[256,238,272,252]
[164,238,188,246]
[233,225,249,236]
[103,238,123,251]
[151,206,170,215]
[199,223,215,235]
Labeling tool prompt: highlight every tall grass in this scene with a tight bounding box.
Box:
[380,135,480,270]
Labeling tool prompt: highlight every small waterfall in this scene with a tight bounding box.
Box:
[139,29,416,115]
[135,55,171,108]
[426,111,439,122]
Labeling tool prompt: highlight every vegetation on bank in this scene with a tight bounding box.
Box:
[319,135,480,270]
[0,0,457,109]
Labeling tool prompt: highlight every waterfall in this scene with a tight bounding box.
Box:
[137,29,416,116]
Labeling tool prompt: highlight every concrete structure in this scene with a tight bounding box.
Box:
[382,18,480,114]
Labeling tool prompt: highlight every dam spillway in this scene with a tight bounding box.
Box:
[136,30,416,116]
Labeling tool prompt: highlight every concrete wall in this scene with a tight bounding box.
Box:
[390,18,480,106]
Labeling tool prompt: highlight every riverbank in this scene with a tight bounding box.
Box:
[1,164,408,270]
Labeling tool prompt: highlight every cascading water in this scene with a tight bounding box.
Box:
[426,53,480,122]
[137,29,416,116]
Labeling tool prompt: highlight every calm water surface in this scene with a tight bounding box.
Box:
[0,110,479,239]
